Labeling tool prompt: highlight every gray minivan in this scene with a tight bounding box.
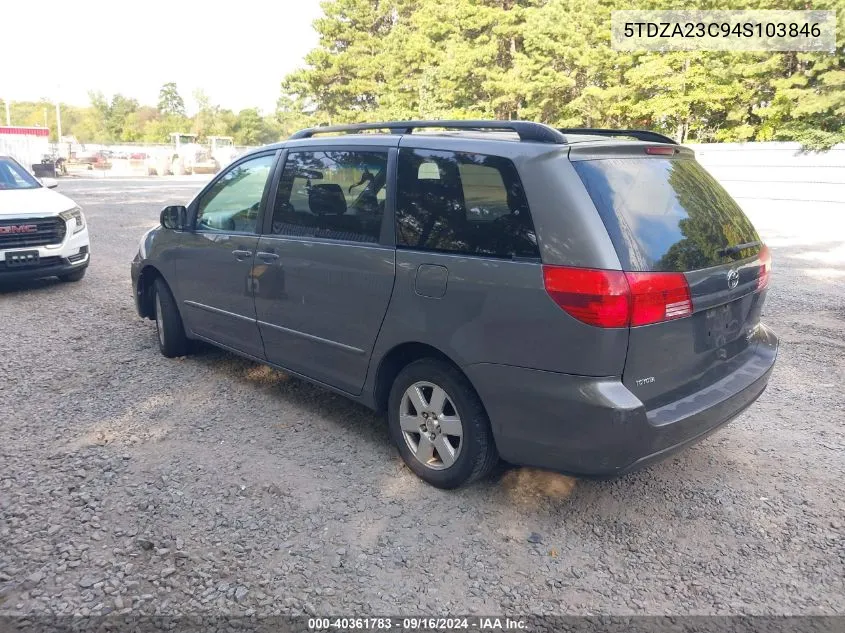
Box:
[131,121,777,489]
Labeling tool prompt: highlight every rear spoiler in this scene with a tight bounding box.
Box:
[557,128,679,145]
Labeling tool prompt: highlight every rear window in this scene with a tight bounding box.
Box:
[573,157,761,272]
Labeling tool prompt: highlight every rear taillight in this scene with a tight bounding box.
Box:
[542,266,630,328]
[757,244,771,290]
[625,271,692,326]
[542,266,692,328]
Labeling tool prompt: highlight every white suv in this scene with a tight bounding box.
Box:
[0,155,89,283]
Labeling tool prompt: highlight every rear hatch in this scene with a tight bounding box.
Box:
[571,145,771,410]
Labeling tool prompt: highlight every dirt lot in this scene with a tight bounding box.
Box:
[0,177,843,618]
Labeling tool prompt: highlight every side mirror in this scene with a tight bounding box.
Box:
[41,178,58,189]
[160,205,188,230]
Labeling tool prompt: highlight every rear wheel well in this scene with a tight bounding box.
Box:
[373,342,464,414]
[137,265,164,319]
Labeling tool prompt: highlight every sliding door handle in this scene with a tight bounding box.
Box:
[256,251,280,263]
[232,249,253,261]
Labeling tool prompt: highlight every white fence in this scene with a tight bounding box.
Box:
[0,134,49,170]
[56,139,845,202]
[688,142,845,247]
[62,143,258,177]
[689,142,845,208]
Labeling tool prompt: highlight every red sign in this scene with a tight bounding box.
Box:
[0,126,50,137]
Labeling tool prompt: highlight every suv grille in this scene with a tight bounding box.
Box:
[0,217,67,249]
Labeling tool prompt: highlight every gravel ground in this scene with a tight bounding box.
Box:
[0,177,843,619]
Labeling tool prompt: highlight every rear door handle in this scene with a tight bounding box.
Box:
[256,251,279,263]
[232,249,253,261]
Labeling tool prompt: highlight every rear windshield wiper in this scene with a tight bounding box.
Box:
[717,241,762,257]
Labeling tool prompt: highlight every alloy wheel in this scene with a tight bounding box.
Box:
[399,381,463,470]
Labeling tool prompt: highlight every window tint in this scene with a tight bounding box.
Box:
[270,150,388,244]
[0,157,40,190]
[196,154,275,233]
[396,149,538,259]
[573,158,761,272]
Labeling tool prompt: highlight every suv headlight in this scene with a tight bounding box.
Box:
[60,207,86,234]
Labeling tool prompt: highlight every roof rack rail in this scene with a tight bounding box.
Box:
[557,128,679,145]
[289,120,568,144]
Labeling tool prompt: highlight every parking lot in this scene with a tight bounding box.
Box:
[0,177,843,617]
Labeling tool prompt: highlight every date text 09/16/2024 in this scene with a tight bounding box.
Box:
[308,617,527,631]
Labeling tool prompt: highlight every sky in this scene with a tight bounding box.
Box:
[3,0,324,114]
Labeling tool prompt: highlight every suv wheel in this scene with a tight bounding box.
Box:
[153,278,188,358]
[388,359,498,489]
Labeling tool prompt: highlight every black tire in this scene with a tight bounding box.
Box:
[58,267,87,282]
[387,358,498,489]
[153,278,189,358]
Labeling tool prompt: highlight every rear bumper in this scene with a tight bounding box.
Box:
[464,323,778,476]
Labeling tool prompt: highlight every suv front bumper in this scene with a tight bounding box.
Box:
[0,226,90,282]
[464,323,778,476]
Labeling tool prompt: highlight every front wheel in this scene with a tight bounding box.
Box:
[387,359,498,489]
[153,278,189,358]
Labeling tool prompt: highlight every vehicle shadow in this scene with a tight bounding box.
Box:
[177,341,744,525]
[0,277,64,295]
[186,341,390,443]
[182,344,592,509]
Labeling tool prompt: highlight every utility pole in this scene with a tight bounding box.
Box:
[4,99,10,126]
[55,101,62,143]
[55,84,63,155]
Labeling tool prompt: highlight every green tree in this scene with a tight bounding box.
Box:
[192,89,215,139]
[107,94,140,141]
[233,108,279,145]
[192,90,237,139]
[276,93,317,137]
[281,0,845,149]
[4,99,55,134]
[282,0,402,124]
[142,114,190,143]
[234,108,262,145]
[81,92,111,142]
[758,54,845,149]
[157,82,186,117]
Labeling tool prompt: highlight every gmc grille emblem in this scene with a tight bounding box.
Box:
[0,224,38,235]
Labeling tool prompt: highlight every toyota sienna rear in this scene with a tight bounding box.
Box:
[132,121,777,488]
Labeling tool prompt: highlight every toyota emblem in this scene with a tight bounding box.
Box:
[727,269,740,290]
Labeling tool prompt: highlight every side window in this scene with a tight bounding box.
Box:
[196,154,275,233]
[396,149,539,259]
[458,163,510,221]
[270,150,388,244]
